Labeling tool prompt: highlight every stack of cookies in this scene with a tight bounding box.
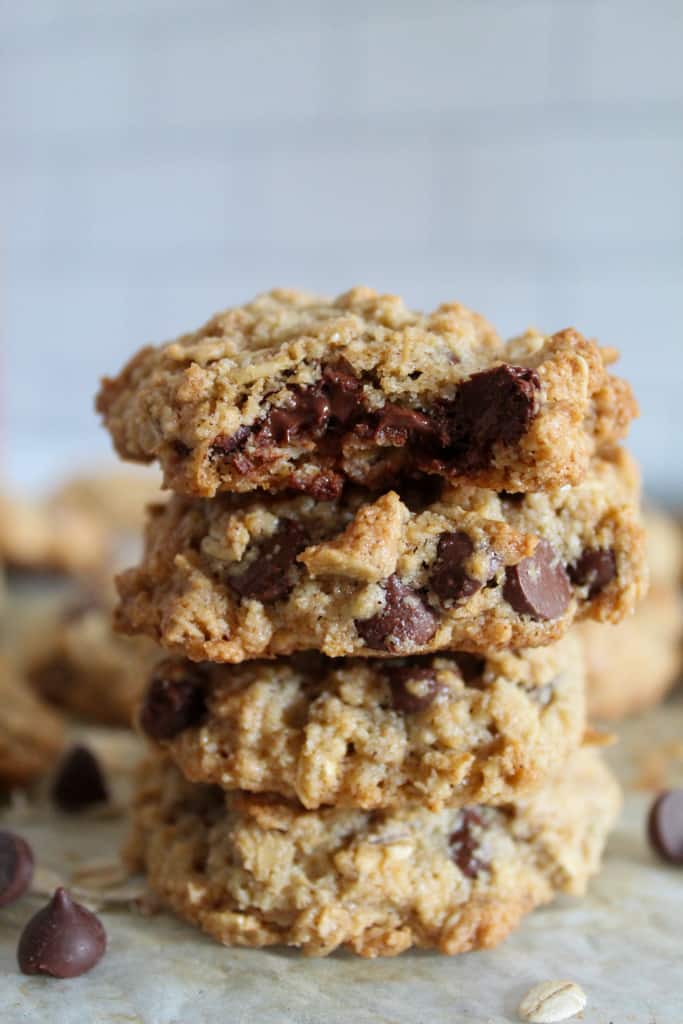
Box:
[97,288,646,957]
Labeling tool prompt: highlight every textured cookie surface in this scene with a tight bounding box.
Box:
[0,659,65,788]
[26,599,157,726]
[116,448,646,662]
[138,636,585,810]
[97,287,636,498]
[125,747,620,957]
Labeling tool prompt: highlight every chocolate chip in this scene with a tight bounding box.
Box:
[374,404,442,448]
[452,652,487,685]
[322,360,362,424]
[498,491,526,505]
[139,662,207,741]
[388,667,440,713]
[568,547,617,598]
[395,475,444,512]
[503,540,571,621]
[430,531,483,603]
[171,439,192,457]
[52,746,109,813]
[449,808,487,878]
[18,888,106,978]
[210,425,251,459]
[445,364,541,471]
[0,831,34,908]
[228,519,308,602]
[267,386,331,443]
[355,575,438,652]
[648,790,683,865]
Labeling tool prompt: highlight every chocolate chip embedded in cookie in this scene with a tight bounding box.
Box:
[96,287,637,498]
[135,636,586,811]
[124,747,620,957]
[114,448,647,663]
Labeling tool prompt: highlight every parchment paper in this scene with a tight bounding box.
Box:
[2,586,681,1022]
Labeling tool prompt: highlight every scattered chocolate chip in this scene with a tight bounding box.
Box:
[430,531,482,603]
[374,403,442,448]
[449,808,487,878]
[445,364,541,471]
[648,790,683,865]
[568,547,617,598]
[355,575,438,652]
[228,519,308,602]
[267,386,331,443]
[322,360,362,424]
[18,887,107,978]
[503,540,571,621]
[452,652,487,685]
[139,662,207,741]
[388,667,440,713]
[0,831,34,908]
[52,746,109,813]
[210,425,251,459]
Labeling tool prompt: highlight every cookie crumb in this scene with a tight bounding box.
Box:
[518,979,587,1022]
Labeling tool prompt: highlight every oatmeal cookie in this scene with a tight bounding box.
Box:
[125,747,620,957]
[97,288,636,499]
[115,448,646,662]
[0,659,65,789]
[25,597,158,726]
[137,636,585,811]
[582,507,683,719]
[0,491,110,577]
[582,588,682,720]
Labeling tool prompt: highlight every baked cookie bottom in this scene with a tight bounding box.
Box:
[125,747,620,957]
[116,448,646,662]
[0,658,65,789]
[582,586,683,720]
[97,287,636,498]
[139,635,585,811]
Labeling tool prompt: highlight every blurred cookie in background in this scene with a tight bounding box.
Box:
[0,469,162,582]
[582,507,683,720]
[24,596,158,728]
[0,658,65,790]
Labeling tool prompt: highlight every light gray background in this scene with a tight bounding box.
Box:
[1,0,682,498]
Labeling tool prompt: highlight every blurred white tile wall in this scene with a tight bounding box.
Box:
[1,0,682,498]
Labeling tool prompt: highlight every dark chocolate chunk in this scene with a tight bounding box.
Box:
[430,531,482,603]
[355,575,438,652]
[18,888,107,978]
[449,808,487,878]
[374,404,442,448]
[388,667,440,713]
[322,360,362,424]
[139,662,207,741]
[228,519,308,602]
[445,364,541,471]
[267,386,331,443]
[568,547,617,598]
[210,425,251,459]
[171,439,192,457]
[503,540,571,621]
[648,790,683,865]
[52,746,109,813]
[395,475,444,512]
[452,652,487,685]
[0,831,34,908]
